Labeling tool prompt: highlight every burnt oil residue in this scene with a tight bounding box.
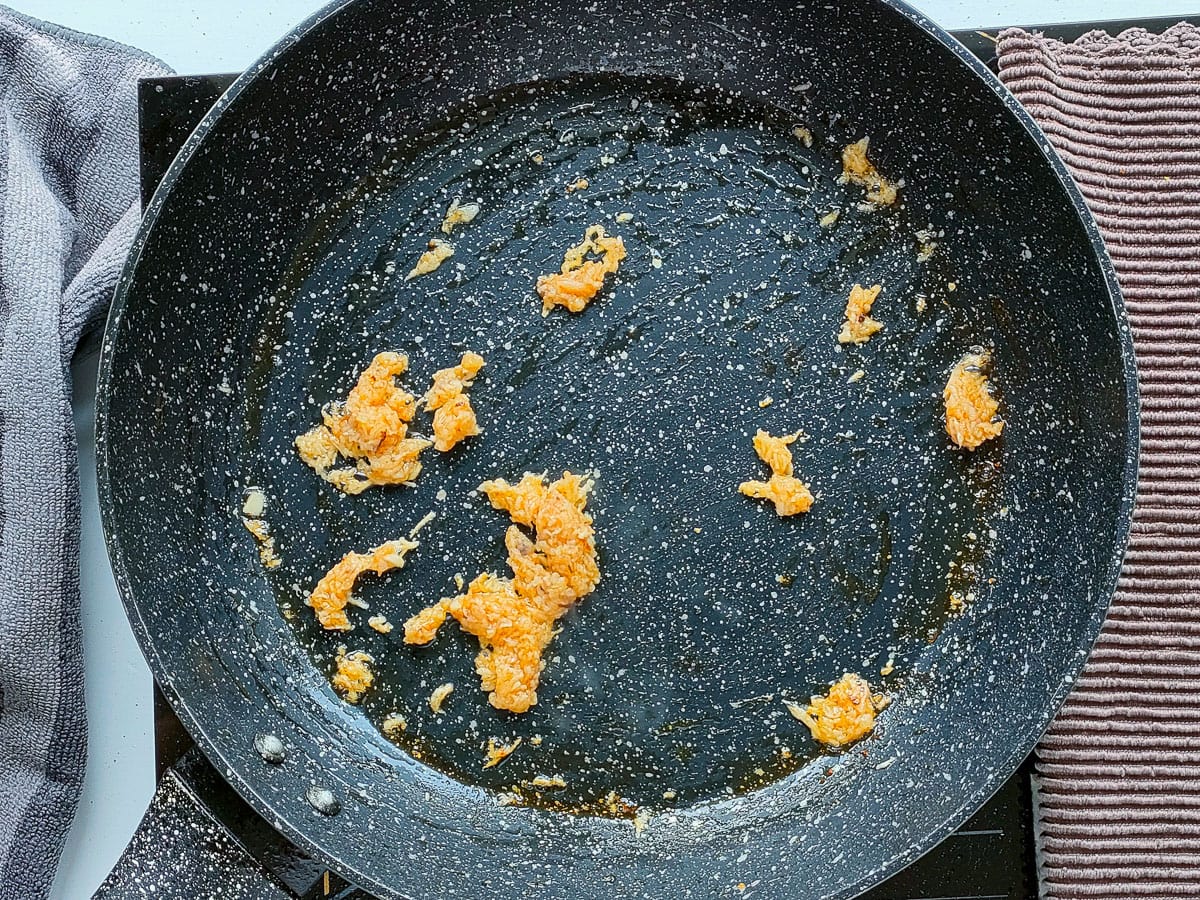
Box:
[237,73,1011,813]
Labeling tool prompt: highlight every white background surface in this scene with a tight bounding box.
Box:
[9,1,1191,898]
[20,0,1200,73]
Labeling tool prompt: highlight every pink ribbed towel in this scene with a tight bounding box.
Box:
[998,22,1200,900]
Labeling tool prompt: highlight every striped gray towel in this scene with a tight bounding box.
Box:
[997,23,1200,900]
[0,8,166,899]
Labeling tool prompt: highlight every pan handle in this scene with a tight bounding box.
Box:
[92,748,362,900]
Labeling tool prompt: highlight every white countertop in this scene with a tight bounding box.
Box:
[22,0,1200,74]
[24,1,1194,897]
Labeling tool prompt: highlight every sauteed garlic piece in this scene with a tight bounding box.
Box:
[944,350,1004,450]
[739,430,815,517]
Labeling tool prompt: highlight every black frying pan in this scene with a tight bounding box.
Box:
[96,0,1138,896]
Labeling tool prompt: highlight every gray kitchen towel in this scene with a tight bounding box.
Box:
[0,7,167,899]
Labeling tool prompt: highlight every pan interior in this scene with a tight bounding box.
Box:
[243,73,1003,812]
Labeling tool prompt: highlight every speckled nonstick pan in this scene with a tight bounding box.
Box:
[96,0,1138,897]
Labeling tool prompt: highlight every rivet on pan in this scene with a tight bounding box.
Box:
[253,733,286,765]
[306,786,341,816]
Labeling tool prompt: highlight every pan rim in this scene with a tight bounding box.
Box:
[95,0,1140,896]
[831,6,1139,897]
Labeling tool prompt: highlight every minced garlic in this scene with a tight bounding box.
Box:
[242,488,266,518]
[786,673,885,747]
[482,737,522,769]
[407,238,454,280]
[425,351,485,452]
[307,538,418,630]
[429,682,454,713]
[368,615,393,634]
[295,352,431,494]
[405,471,599,713]
[916,230,938,262]
[241,514,281,569]
[381,713,407,737]
[739,430,814,517]
[944,350,1004,450]
[839,137,899,207]
[536,225,626,315]
[838,283,884,345]
[331,647,374,703]
[440,198,480,234]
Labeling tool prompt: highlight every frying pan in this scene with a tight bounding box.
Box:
[96,0,1138,896]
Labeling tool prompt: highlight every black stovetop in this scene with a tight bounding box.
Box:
[100,15,1184,898]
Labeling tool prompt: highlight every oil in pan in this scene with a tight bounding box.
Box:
[241,74,1002,815]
